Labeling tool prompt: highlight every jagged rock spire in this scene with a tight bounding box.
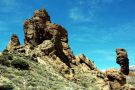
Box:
[7,34,20,51]
[33,9,50,21]
[24,8,75,65]
[24,9,50,47]
[116,48,129,75]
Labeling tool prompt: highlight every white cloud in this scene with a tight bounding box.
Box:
[69,0,100,23]
[69,7,93,22]
[69,0,123,23]
[70,19,135,44]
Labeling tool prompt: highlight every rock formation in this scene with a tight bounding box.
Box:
[24,9,50,47]
[23,9,75,67]
[74,54,96,70]
[5,8,133,90]
[105,69,127,90]
[7,34,20,51]
[116,48,129,75]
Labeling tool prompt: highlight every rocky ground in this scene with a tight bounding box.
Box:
[0,8,135,90]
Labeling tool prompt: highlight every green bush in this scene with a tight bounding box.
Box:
[0,84,14,90]
[0,54,13,66]
[11,60,29,70]
[2,49,9,54]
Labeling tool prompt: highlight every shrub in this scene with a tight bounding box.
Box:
[0,55,12,67]
[11,60,29,70]
[2,49,9,54]
[0,84,14,90]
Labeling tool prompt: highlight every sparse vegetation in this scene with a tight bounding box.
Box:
[0,53,86,90]
[126,72,135,87]
[0,53,13,67]
[0,7,134,90]
[0,84,14,90]
[11,59,29,70]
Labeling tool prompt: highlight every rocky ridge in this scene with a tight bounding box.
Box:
[4,8,134,90]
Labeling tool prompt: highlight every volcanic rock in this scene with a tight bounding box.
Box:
[32,40,55,57]
[105,69,127,90]
[24,9,75,67]
[4,8,134,90]
[74,54,96,70]
[116,48,129,75]
[7,34,20,51]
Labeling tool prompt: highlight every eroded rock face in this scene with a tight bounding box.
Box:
[105,69,127,90]
[74,54,96,70]
[5,8,133,90]
[24,9,50,47]
[116,48,129,75]
[7,34,20,51]
[32,40,55,57]
[24,9,75,67]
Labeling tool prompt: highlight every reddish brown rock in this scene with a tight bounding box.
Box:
[105,69,127,90]
[116,48,129,75]
[32,40,55,57]
[7,34,20,51]
[24,9,75,67]
[24,9,50,47]
[4,8,134,90]
[74,54,96,70]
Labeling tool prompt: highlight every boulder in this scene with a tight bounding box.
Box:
[105,69,127,90]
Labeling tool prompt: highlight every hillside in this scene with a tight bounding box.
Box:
[0,51,95,90]
[0,8,135,90]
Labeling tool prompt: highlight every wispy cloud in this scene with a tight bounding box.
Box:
[69,0,123,23]
[70,18,135,44]
[70,19,135,69]
[69,0,100,23]
[69,7,94,23]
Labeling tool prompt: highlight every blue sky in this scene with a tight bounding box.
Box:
[0,0,135,70]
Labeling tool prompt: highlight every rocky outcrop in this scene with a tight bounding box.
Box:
[105,69,128,90]
[74,54,96,70]
[7,34,20,51]
[116,48,129,75]
[32,40,55,58]
[24,9,75,67]
[6,8,95,70]
[24,9,50,47]
[5,8,133,90]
